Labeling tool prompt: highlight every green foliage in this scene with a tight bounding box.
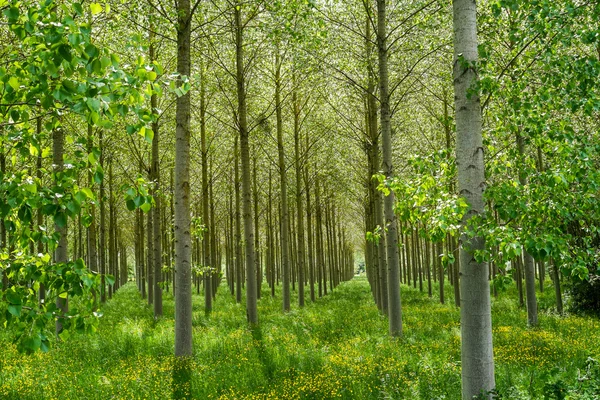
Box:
[383,150,468,242]
[567,274,600,317]
[0,0,159,352]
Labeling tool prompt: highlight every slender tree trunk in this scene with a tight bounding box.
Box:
[147,199,154,304]
[53,127,68,335]
[87,126,98,309]
[293,87,306,307]
[552,259,563,314]
[275,51,291,312]
[376,0,402,337]
[36,117,46,302]
[234,136,242,304]
[453,0,495,397]
[200,61,212,314]
[253,155,261,300]
[150,15,163,317]
[0,146,6,291]
[516,131,538,326]
[304,159,316,303]
[315,175,324,298]
[235,3,257,324]
[108,158,116,297]
[174,0,193,358]
[99,131,107,302]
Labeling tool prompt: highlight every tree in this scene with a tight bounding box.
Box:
[234,1,258,325]
[174,0,193,359]
[452,0,495,398]
[376,0,402,338]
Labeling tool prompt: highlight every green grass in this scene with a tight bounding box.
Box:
[1,277,599,399]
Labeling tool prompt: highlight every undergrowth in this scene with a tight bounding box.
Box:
[0,277,598,399]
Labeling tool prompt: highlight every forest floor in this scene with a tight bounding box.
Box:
[1,277,599,399]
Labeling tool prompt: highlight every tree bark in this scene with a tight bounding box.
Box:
[376,0,402,337]
[293,86,306,307]
[53,127,68,335]
[174,0,193,358]
[275,51,291,312]
[453,0,496,397]
[235,3,257,324]
[150,14,163,317]
[200,61,212,314]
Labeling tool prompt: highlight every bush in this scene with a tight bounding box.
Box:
[568,274,600,317]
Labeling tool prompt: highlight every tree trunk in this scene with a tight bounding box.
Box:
[87,125,98,309]
[516,131,538,326]
[253,155,261,300]
[150,15,163,317]
[552,259,563,314]
[235,3,257,324]
[53,127,68,335]
[275,51,291,312]
[147,197,154,304]
[376,0,402,337]
[174,0,193,358]
[293,86,306,307]
[453,0,496,397]
[200,61,212,314]
[99,131,107,302]
[234,135,242,304]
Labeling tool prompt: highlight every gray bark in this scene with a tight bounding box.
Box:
[276,51,291,312]
[293,87,305,307]
[174,0,193,357]
[453,0,496,397]
[235,4,257,324]
[376,0,402,337]
[200,62,212,314]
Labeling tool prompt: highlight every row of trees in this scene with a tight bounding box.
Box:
[2,0,600,398]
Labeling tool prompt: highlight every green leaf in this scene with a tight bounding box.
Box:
[8,304,22,317]
[8,76,19,90]
[54,212,67,229]
[80,188,94,199]
[90,3,103,14]
[6,289,21,305]
[140,202,151,213]
[105,274,115,286]
[126,199,136,211]
[84,44,99,59]
[94,169,104,184]
[144,128,154,143]
[66,200,81,216]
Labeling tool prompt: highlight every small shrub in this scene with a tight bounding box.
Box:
[568,274,600,317]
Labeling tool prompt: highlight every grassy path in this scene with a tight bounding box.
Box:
[1,277,599,399]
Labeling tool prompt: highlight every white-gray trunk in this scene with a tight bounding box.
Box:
[275,52,291,312]
[150,13,163,318]
[376,0,402,337]
[293,87,306,308]
[174,0,193,357]
[452,0,495,398]
[235,4,258,325]
[200,62,212,314]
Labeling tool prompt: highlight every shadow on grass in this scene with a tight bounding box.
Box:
[250,324,276,382]
[172,356,192,400]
